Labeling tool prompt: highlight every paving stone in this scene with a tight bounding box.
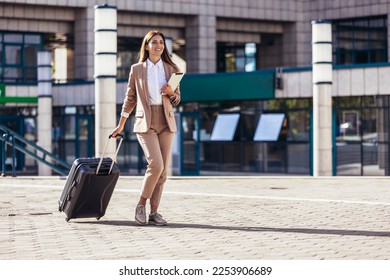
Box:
[0,177,389,260]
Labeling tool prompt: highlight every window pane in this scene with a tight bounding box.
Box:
[24,45,39,67]
[336,143,361,175]
[24,68,37,81]
[4,34,23,43]
[286,111,310,141]
[225,53,235,72]
[24,34,41,44]
[287,143,310,174]
[254,113,285,141]
[24,118,37,141]
[245,57,256,72]
[65,116,76,140]
[0,43,2,65]
[4,67,22,79]
[245,43,256,57]
[210,114,240,141]
[5,45,22,64]
[333,16,387,65]
[217,42,258,72]
[117,51,138,79]
[235,56,245,71]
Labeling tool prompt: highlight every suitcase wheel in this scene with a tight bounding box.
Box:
[96,217,101,220]
[65,218,70,222]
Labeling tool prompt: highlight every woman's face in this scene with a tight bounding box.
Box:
[146,34,164,57]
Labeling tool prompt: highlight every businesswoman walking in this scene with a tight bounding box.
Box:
[111,30,181,226]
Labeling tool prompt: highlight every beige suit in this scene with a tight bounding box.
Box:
[121,60,181,207]
[121,61,181,132]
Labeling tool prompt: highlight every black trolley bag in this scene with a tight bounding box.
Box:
[58,134,124,222]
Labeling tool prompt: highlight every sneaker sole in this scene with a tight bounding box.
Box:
[149,220,167,226]
[135,217,146,226]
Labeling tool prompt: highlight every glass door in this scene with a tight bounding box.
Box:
[0,116,24,171]
[180,112,200,175]
[75,115,94,158]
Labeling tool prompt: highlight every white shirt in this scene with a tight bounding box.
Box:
[147,59,166,105]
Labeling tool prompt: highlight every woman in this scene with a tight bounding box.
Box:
[111,30,181,226]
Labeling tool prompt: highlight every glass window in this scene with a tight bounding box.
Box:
[5,45,22,64]
[0,32,42,82]
[286,111,310,141]
[4,67,21,79]
[333,16,387,65]
[44,33,74,82]
[217,42,258,73]
[24,45,39,67]
[210,114,240,141]
[334,96,390,176]
[24,118,36,141]
[65,116,76,140]
[24,68,37,81]
[4,34,23,43]
[0,43,2,65]
[254,113,285,141]
[117,37,143,79]
[245,43,256,72]
[25,35,41,44]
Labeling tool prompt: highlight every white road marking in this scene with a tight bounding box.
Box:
[2,183,390,206]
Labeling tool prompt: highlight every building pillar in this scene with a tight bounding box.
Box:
[312,20,333,176]
[37,51,52,176]
[186,15,216,73]
[94,5,117,158]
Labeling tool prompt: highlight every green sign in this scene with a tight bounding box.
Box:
[0,83,5,97]
[180,70,275,103]
[0,83,38,104]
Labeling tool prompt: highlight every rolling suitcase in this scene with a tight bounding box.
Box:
[58,134,124,222]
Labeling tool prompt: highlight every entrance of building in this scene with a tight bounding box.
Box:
[180,112,200,175]
[0,115,25,171]
[75,115,94,158]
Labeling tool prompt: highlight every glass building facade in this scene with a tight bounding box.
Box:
[1,2,390,176]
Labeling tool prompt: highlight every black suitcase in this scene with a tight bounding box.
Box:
[58,135,123,222]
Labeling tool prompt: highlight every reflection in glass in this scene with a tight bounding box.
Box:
[5,45,21,64]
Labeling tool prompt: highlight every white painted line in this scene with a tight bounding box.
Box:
[2,183,390,206]
[160,191,390,206]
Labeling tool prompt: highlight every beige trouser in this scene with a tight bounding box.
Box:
[136,105,175,207]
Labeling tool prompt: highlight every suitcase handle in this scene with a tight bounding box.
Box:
[96,134,124,175]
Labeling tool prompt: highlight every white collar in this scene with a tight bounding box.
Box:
[147,59,163,70]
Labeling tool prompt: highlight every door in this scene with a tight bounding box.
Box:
[180,112,200,175]
[75,115,94,158]
[0,116,25,171]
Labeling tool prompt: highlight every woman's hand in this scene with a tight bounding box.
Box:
[161,84,174,97]
[110,125,124,138]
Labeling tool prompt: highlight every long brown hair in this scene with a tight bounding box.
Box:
[138,30,180,72]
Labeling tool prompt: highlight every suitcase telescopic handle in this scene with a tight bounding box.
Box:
[96,134,124,175]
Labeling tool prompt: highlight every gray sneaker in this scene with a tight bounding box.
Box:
[149,212,167,226]
[135,204,146,225]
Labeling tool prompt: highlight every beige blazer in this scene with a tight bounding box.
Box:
[121,61,181,133]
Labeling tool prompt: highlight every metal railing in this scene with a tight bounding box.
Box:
[0,124,71,176]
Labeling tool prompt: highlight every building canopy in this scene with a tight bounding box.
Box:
[180,70,274,102]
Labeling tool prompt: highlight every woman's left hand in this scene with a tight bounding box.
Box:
[161,84,174,97]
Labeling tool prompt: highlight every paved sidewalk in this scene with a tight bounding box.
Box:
[0,176,389,260]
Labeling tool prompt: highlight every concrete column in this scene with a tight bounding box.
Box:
[37,51,52,176]
[94,5,117,158]
[186,15,216,73]
[312,20,333,176]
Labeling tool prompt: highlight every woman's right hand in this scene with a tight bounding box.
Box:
[110,125,124,138]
